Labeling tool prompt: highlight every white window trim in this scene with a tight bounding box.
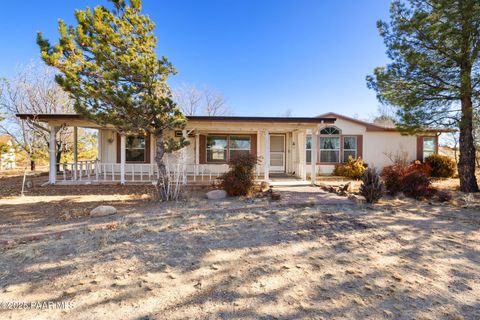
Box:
[125,135,146,162]
[206,135,252,164]
[319,136,341,163]
[206,135,228,163]
[342,136,357,162]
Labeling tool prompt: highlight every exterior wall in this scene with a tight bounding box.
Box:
[96,120,426,177]
[363,132,417,170]
[99,129,117,163]
[0,139,16,170]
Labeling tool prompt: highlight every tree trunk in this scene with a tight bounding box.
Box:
[154,131,169,201]
[56,148,62,173]
[30,160,35,171]
[458,94,479,192]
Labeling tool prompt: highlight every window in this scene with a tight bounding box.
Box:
[306,135,312,163]
[126,136,146,162]
[229,136,251,160]
[207,136,228,162]
[343,136,357,162]
[320,137,340,162]
[320,127,340,135]
[319,126,340,163]
[423,137,436,161]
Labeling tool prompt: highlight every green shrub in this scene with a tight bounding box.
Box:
[425,154,456,178]
[332,156,366,179]
[359,168,384,203]
[220,153,259,196]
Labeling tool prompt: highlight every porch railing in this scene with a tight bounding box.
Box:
[57,160,263,183]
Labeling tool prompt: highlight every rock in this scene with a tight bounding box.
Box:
[140,194,151,200]
[25,180,33,189]
[90,205,117,217]
[206,189,227,200]
[260,181,270,192]
[270,192,281,201]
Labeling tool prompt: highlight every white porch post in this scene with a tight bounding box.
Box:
[257,130,261,177]
[195,133,200,176]
[311,128,318,185]
[120,133,126,184]
[301,129,307,181]
[49,125,57,184]
[264,130,270,180]
[182,129,188,183]
[73,126,78,180]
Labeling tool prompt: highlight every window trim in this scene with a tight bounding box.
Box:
[422,136,437,162]
[206,135,229,163]
[306,134,312,164]
[116,133,151,164]
[319,136,341,164]
[206,134,252,164]
[342,136,357,162]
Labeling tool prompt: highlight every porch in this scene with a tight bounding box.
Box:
[54,161,312,186]
[16,114,337,187]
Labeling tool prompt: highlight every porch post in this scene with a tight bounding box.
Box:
[311,128,318,185]
[73,126,78,180]
[301,129,307,181]
[257,130,261,177]
[264,130,270,180]
[195,133,200,176]
[49,125,57,184]
[182,129,188,183]
[120,133,126,184]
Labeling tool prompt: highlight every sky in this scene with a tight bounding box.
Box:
[0,0,391,119]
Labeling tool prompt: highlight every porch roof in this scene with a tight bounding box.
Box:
[16,113,336,127]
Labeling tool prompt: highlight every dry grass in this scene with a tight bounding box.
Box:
[0,174,479,319]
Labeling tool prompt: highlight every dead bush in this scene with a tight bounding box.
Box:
[220,153,259,196]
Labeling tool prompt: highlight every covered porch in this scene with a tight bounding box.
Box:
[17,114,336,186]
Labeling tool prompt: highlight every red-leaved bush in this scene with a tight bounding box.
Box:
[402,170,433,199]
[220,153,259,196]
[380,164,406,196]
[381,160,434,199]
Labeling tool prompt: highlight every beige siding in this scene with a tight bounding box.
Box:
[363,132,417,169]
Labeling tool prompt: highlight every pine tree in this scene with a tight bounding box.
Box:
[37,0,187,200]
[367,0,480,192]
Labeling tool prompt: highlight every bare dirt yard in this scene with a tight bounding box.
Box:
[0,173,479,320]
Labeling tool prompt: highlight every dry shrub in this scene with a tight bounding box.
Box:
[381,164,406,196]
[333,156,367,179]
[436,190,453,202]
[381,160,434,199]
[425,154,456,178]
[402,170,433,199]
[220,153,259,196]
[359,168,384,203]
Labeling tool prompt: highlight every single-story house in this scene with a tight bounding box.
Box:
[16,112,446,185]
[0,135,16,170]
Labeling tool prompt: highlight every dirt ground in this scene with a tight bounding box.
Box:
[0,173,479,319]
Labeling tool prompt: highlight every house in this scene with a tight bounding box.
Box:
[16,112,446,185]
[0,135,16,170]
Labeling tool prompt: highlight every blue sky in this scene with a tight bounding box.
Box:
[0,0,391,118]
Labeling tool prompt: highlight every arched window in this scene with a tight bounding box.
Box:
[320,126,341,135]
[319,126,340,163]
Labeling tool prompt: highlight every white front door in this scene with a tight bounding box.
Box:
[270,134,285,172]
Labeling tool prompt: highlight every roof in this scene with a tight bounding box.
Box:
[16,114,336,124]
[317,112,452,133]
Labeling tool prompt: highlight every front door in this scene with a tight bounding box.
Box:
[270,134,285,172]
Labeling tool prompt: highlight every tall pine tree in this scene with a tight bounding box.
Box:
[367,0,479,192]
[37,0,187,200]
